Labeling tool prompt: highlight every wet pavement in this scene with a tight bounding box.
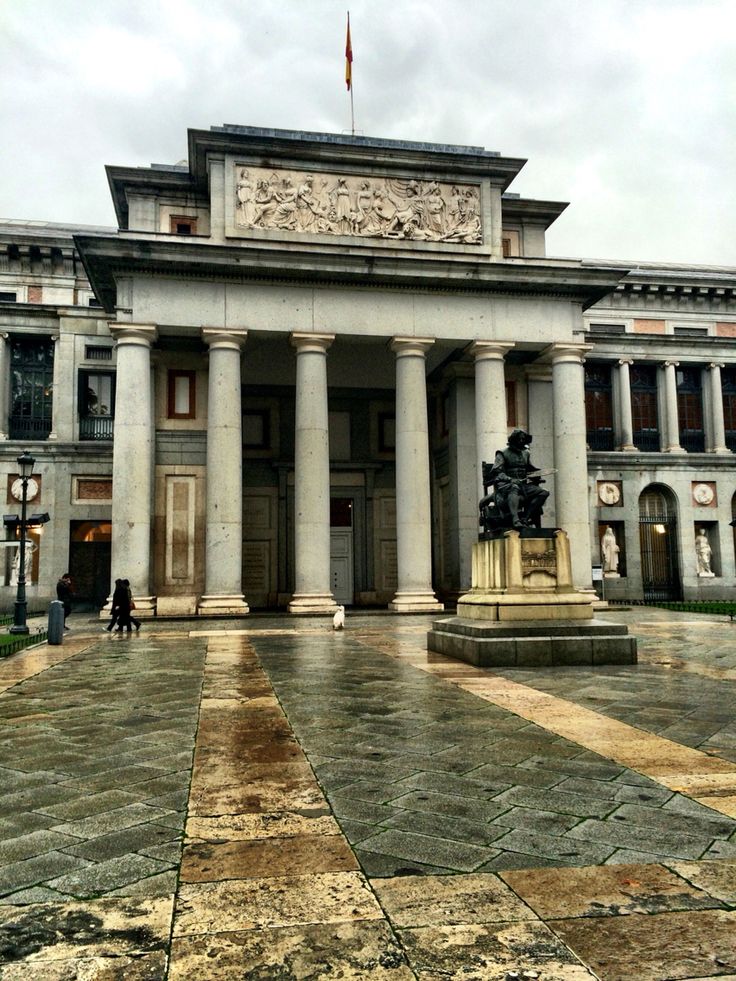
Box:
[0,607,733,978]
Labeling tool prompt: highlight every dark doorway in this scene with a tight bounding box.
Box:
[69,521,112,608]
[639,487,681,601]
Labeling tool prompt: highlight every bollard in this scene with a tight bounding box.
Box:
[48,600,65,645]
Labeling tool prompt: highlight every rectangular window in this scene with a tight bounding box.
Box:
[378,412,396,453]
[676,366,705,452]
[584,364,614,450]
[243,409,270,449]
[10,336,54,440]
[88,297,102,308]
[167,370,196,419]
[505,381,517,427]
[85,345,112,361]
[79,370,115,440]
[0,291,17,303]
[170,215,197,235]
[631,365,660,451]
[723,366,736,451]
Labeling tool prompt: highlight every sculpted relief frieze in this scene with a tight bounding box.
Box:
[234,166,483,244]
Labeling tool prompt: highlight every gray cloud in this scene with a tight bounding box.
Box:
[1,0,733,264]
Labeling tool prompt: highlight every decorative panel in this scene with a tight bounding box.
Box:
[165,476,195,584]
[234,166,482,245]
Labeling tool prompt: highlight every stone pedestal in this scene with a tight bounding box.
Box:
[429,529,636,666]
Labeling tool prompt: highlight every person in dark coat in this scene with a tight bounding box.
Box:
[104,579,124,632]
[56,573,73,631]
[116,578,141,633]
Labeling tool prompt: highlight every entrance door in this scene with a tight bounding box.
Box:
[330,498,354,605]
[639,487,681,601]
[69,520,112,608]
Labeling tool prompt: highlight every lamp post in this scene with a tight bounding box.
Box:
[10,450,35,635]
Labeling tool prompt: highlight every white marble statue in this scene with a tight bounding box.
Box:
[10,540,35,586]
[695,528,715,577]
[601,526,620,577]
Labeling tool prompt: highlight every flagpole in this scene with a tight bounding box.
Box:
[346,11,355,136]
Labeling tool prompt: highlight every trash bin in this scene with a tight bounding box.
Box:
[48,600,65,645]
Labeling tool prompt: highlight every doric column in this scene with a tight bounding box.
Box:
[0,333,9,439]
[389,337,443,612]
[470,341,513,493]
[110,324,157,613]
[616,358,636,451]
[663,360,683,452]
[198,329,249,616]
[288,333,336,614]
[549,344,593,589]
[708,362,729,454]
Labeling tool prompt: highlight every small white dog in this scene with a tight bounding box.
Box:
[332,605,345,630]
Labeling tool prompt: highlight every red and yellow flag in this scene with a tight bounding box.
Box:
[345,13,353,91]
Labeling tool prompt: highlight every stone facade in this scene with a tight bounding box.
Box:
[0,126,734,613]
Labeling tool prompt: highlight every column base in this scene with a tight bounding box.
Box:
[99,597,157,617]
[197,594,249,616]
[710,447,732,455]
[288,592,338,615]
[618,444,637,452]
[131,596,157,617]
[389,590,444,613]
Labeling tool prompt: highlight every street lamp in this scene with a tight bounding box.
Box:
[10,450,35,635]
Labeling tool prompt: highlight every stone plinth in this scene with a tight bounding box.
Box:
[428,617,637,667]
[432,528,636,666]
[457,530,594,621]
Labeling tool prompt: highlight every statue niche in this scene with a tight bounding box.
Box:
[479,429,551,536]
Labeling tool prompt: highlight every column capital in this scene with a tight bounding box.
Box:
[202,328,247,351]
[468,341,514,362]
[709,361,726,370]
[390,336,434,357]
[290,332,334,354]
[542,343,593,365]
[618,357,634,367]
[109,324,158,347]
[663,360,680,368]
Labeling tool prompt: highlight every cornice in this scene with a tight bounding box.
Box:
[74,233,628,315]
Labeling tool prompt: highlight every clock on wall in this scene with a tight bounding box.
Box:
[10,477,39,503]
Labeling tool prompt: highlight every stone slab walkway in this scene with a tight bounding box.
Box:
[0,609,733,978]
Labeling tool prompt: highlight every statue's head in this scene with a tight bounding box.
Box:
[508,429,531,449]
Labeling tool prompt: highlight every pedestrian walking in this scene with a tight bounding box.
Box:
[104,579,124,632]
[56,573,73,631]
[115,578,141,633]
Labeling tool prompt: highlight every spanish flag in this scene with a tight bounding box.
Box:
[345,13,353,91]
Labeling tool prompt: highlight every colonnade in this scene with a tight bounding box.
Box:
[609,359,730,454]
[110,326,595,611]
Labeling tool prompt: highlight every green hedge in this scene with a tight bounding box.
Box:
[649,601,736,617]
[0,630,48,658]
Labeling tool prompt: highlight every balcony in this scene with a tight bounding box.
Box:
[80,416,114,441]
[9,416,52,440]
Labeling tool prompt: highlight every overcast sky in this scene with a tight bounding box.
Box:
[1,0,734,265]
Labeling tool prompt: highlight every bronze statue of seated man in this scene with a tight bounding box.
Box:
[480,429,549,532]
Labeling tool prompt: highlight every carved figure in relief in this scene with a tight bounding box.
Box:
[601,526,620,575]
[234,168,482,244]
[236,169,256,225]
[695,528,714,577]
[10,540,35,586]
[271,177,298,229]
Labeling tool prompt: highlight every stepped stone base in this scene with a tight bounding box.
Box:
[428,616,637,667]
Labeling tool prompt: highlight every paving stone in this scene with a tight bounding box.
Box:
[566,819,715,860]
[492,786,618,819]
[38,789,142,821]
[373,872,538,928]
[0,812,54,838]
[492,829,615,866]
[173,872,383,934]
[48,852,173,897]
[357,828,498,872]
[501,862,724,919]
[552,909,736,980]
[397,921,598,979]
[668,859,736,904]
[51,802,174,839]
[60,822,180,862]
[0,830,81,864]
[0,851,92,897]
[357,849,455,877]
[168,921,414,980]
[389,790,509,823]
[180,834,358,882]
[383,808,508,847]
[491,806,582,836]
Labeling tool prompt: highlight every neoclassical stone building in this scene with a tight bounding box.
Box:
[0,125,734,613]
